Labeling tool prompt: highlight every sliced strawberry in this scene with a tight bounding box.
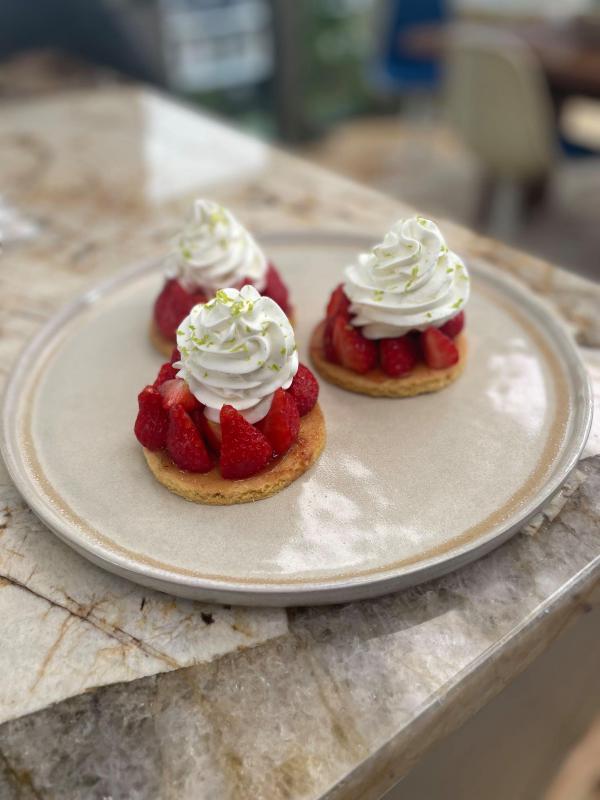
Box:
[190,407,221,455]
[170,347,181,364]
[323,317,338,363]
[332,317,377,374]
[288,364,319,416]
[134,386,168,450]
[259,388,300,456]
[159,378,199,412]
[219,405,273,479]
[153,362,177,388]
[326,284,350,320]
[263,263,290,314]
[380,335,418,377]
[440,310,465,339]
[422,327,459,369]
[154,279,207,341]
[166,405,213,472]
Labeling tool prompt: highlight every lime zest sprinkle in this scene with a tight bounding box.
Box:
[269,363,280,372]
[373,289,384,302]
[446,267,454,274]
[451,297,463,309]
[426,312,433,319]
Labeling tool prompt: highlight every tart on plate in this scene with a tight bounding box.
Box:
[310,215,469,397]
[136,286,324,504]
[151,199,293,357]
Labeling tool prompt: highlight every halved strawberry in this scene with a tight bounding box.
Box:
[380,335,418,377]
[259,388,300,456]
[153,362,177,388]
[134,386,168,450]
[154,279,207,341]
[323,317,338,363]
[190,407,221,455]
[263,263,290,314]
[422,327,459,369]
[219,405,273,479]
[159,378,198,412]
[166,404,213,472]
[332,317,377,374]
[440,310,465,339]
[288,364,319,416]
[326,284,350,320]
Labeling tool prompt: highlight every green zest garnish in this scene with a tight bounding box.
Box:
[373,289,384,302]
[451,297,463,309]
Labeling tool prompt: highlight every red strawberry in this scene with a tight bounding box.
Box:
[440,310,465,339]
[323,317,338,363]
[288,364,319,416]
[154,279,207,340]
[219,405,273,479]
[422,327,459,369]
[153,362,177,388]
[380,335,418,377]
[134,386,168,450]
[170,347,181,364]
[259,388,300,456]
[190,407,221,455]
[263,263,290,314]
[326,284,350,319]
[159,378,198,412]
[332,317,377,374]
[166,405,213,472]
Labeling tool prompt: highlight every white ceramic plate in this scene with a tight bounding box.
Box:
[1,232,592,606]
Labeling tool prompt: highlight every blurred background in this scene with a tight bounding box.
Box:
[0,0,599,280]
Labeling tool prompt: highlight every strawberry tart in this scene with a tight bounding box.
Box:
[150,199,292,357]
[310,215,469,397]
[135,286,324,504]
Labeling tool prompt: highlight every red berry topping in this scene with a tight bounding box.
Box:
[134,386,169,451]
[440,310,465,339]
[166,405,213,473]
[379,335,418,377]
[323,317,338,363]
[159,378,199,412]
[326,284,350,320]
[288,364,319,416]
[263,263,290,314]
[219,405,273,479]
[259,388,300,456]
[153,362,177,388]
[170,347,181,364]
[190,407,221,455]
[332,316,377,374]
[422,327,459,369]
[154,279,207,340]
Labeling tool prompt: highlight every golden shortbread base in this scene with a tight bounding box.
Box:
[149,319,176,359]
[150,312,297,360]
[310,321,467,397]
[143,404,325,505]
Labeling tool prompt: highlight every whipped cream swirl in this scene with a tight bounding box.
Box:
[344,216,469,339]
[167,199,267,293]
[176,286,298,424]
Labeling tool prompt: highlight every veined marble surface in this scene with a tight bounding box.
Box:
[0,87,599,799]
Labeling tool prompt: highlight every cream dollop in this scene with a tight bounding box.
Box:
[176,286,298,424]
[167,199,267,293]
[344,216,469,339]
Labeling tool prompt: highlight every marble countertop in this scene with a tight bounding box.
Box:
[1,87,599,800]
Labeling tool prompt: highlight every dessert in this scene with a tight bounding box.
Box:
[135,286,324,504]
[310,215,469,397]
[150,199,292,356]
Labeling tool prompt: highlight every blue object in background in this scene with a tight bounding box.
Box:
[370,0,448,94]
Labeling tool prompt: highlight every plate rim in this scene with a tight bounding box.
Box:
[1,230,593,606]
